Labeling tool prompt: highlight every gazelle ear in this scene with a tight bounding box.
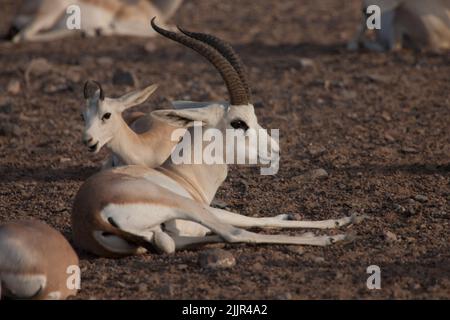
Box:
[115,84,159,112]
[151,104,224,128]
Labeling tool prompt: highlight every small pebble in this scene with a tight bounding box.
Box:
[0,99,12,113]
[25,58,53,84]
[394,204,406,213]
[97,56,114,66]
[0,123,20,136]
[65,67,82,83]
[381,111,392,121]
[276,292,293,300]
[198,248,236,269]
[298,58,315,69]
[313,256,326,263]
[384,230,397,242]
[144,42,157,53]
[138,283,148,292]
[7,79,21,95]
[414,195,428,203]
[401,147,419,154]
[384,132,396,142]
[307,144,326,157]
[286,246,305,255]
[308,168,328,180]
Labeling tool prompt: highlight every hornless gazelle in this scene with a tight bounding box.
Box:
[348,0,450,51]
[0,221,79,300]
[71,19,360,257]
[81,81,181,169]
[10,0,183,43]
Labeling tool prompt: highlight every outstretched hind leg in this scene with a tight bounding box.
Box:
[209,207,362,229]
[177,199,352,247]
[226,229,350,246]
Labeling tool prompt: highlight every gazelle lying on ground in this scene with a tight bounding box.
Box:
[81,82,232,209]
[0,220,79,300]
[348,0,450,51]
[71,19,359,257]
[10,0,183,43]
[81,81,181,169]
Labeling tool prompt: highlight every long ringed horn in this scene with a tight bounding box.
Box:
[177,26,252,101]
[151,17,248,106]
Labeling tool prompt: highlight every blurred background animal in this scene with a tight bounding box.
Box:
[9,0,183,42]
[0,221,79,300]
[349,0,450,51]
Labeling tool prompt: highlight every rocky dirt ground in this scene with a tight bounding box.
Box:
[0,0,449,299]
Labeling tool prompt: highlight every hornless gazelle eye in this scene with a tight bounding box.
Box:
[230,119,249,131]
[102,113,111,121]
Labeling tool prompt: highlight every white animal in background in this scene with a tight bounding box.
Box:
[71,19,359,257]
[10,0,183,42]
[81,81,181,169]
[348,0,450,51]
[0,220,79,300]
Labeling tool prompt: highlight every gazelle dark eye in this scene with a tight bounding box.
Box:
[102,113,111,120]
[230,120,249,131]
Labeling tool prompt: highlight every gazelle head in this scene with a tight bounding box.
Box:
[81,81,158,153]
[151,19,280,173]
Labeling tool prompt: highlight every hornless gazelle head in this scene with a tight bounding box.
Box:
[150,19,280,174]
[81,81,158,153]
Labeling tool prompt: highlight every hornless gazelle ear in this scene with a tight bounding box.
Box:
[84,80,104,101]
[151,104,224,128]
[115,84,159,113]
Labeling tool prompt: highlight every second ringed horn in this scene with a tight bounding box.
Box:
[177,26,252,102]
[151,17,249,106]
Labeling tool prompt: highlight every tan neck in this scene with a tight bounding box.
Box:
[160,126,228,205]
[107,116,144,165]
[107,115,179,167]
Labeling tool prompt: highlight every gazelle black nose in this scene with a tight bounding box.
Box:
[83,137,93,145]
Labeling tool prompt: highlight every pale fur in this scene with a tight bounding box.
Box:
[349,0,450,51]
[72,102,359,258]
[82,83,182,169]
[11,0,183,42]
[72,26,361,257]
[0,221,79,300]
